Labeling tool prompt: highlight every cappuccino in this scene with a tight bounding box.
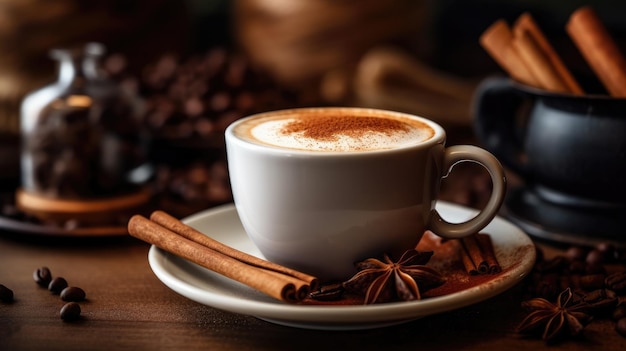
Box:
[232,109,435,152]
[225,107,506,280]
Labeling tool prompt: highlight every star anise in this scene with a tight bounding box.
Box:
[516,288,593,342]
[342,249,445,304]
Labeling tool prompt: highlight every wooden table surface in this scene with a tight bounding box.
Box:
[2,164,626,351]
[1,234,625,351]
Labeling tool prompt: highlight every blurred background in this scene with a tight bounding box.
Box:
[1,0,625,223]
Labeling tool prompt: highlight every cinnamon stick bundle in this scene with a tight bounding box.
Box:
[480,12,583,95]
[128,212,318,303]
[566,6,626,97]
[459,233,501,275]
[479,19,539,87]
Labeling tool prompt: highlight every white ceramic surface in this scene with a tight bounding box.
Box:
[225,107,506,280]
[148,202,535,330]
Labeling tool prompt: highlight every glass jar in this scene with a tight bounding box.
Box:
[20,43,149,200]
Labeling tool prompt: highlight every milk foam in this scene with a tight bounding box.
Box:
[246,115,434,152]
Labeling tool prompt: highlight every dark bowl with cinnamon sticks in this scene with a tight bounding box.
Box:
[474,6,626,212]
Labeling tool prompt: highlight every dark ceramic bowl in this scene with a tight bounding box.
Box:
[473,77,626,209]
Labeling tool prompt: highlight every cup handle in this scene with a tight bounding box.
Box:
[428,145,506,238]
[472,76,531,176]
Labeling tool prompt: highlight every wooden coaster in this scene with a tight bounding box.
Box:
[15,188,152,224]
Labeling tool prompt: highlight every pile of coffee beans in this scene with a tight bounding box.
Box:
[106,47,313,141]
[153,160,231,214]
[103,47,318,216]
[526,243,626,337]
[33,266,86,321]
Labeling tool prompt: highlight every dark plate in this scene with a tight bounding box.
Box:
[503,186,625,248]
[0,192,129,238]
[0,214,128,237]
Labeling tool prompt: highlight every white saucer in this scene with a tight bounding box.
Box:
[148,202,536,330]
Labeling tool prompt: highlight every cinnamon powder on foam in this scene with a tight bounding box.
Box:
[280,115,411,140]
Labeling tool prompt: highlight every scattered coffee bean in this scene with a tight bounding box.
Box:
[582,288,616,303]
[60,302,81,321]
[613,304,626,321]
[586,249,606,266]
[605,271,626,294]
[60,286,86,302]
[48,277,68,294]
[596,242,617,262]
[579,274,606,290]
[581,289,618,317]
[616,317,626,337]
[309,282,344,301]
[532,272,559,298]
[33,267,52,287]
[0,284,13,302]
[535,256,567,274]
[565,246,588,261]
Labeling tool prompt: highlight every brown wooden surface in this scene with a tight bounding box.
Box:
[1,235,625,351]
[1,162,626,351]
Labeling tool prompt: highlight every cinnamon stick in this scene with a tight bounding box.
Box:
[514,12,584,95]
[127,214,315,303]
[460,245,479,275]
[566,6,626,97]
[479,19,540,87]
[512,30,571,94]
[150,210,318,289]
[461,234,488,275]
[476,233,502,273]
[459,233,501,275]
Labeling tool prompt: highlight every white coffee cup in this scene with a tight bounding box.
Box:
[225,107,505,281]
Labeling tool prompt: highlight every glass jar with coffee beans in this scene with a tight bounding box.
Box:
[18,43,149,221]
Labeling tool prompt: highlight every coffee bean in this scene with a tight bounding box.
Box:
[533,273,559,299]
[568,260,587,274]
[613,304,626,321]
[586,249,606,266]
[596,242,617,261]
[0,284,13,302]
[605,271,626,294]
[616,317,626,337]
[48,277,68,294]
[565,246,587,261]
[60,302,81,321]
[60,286,86,302]
[579,274,606,290]
[310,282,344,301]
[33,267,52,287]
[536,256,567,273]
[579,289,619,317]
